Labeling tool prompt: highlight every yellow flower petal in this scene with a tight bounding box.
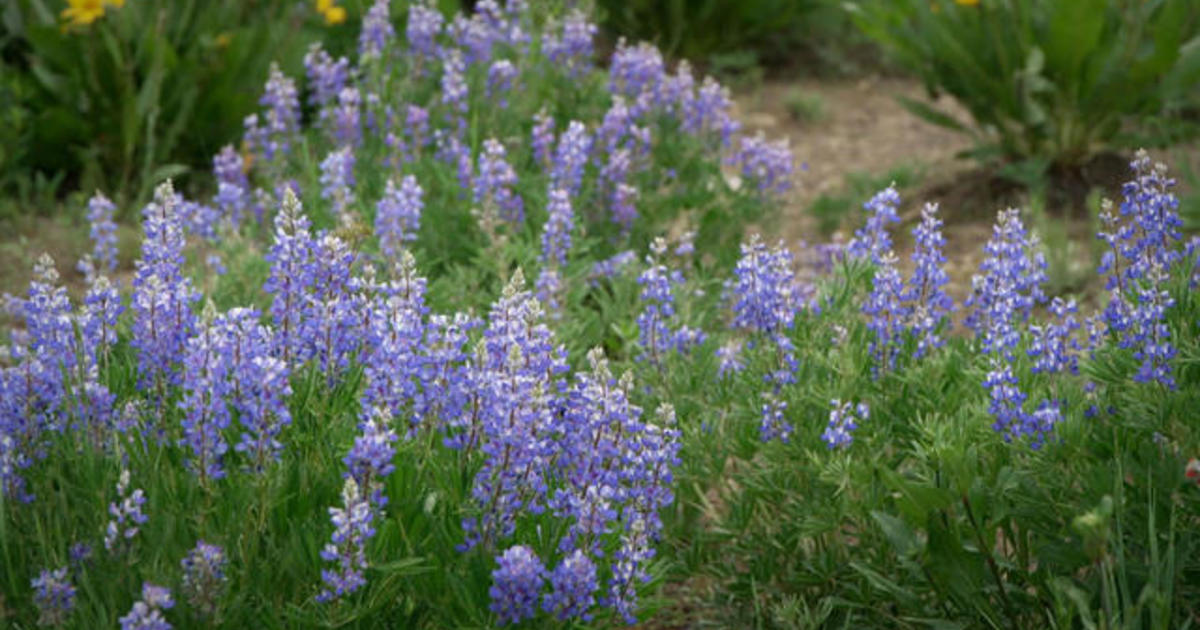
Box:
[324,6,347,25]
[316,0,334,12]
[61,0,106,27]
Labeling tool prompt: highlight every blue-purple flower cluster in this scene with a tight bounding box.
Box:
[118,582,174,630]
[1097,150,1183,389]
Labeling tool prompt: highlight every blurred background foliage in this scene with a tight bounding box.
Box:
[0,0,320,216]
[848,0,1200,173]
[1,0,1199,220]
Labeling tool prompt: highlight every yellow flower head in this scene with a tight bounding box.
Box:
[316,0,346,25]
[955,0,980,5]
[61,0,125,29]
[61,0,106,27]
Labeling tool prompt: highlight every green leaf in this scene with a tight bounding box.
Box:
[871,510,921,558]
[1044,0,1106,83]
[878,466,956,523]
[896,96,974,136]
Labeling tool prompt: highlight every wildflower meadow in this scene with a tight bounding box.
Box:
[2,1,1199,628]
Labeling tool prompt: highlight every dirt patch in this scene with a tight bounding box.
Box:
[735,76,1200,308]
[734,76,975,238]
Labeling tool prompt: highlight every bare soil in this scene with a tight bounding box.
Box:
[734,75,1200,307]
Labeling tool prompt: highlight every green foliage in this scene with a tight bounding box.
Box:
[809,165,922,237]
[0,0,321,208]
[848,0,1200,169]
[2,3,1200,629]
[664,253,1200,628]
[783,88,826,125]
[597,0,824,68]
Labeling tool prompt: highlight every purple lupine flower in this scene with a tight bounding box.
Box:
[732,133,794,196]
[531,109,555,170]
[726,235,799,336]
[325,87,362,148]
[448,12,495,67]
[725,235,801,389]
[176,196,223,241]
[759,394,792,443]
[847,186,901,264]
[318,477,375,602]
[1096,151,1183,389]
[306,235,360,385]
[486,59,517,108]
[822,399,867,449]
[440,49,469,132]
[684,76,740,147]
[540,188,573,267]
[245,63,300,162]
[661,61,695,117]
[397,104,431,163]
[131,181,199,391]
[490,545,546,626]
[551,349,641,552]
[596,97,635,159]
[535,267,564,314]
[862,251,908,375]
[32,566,75,627]
[475,139,524,223]
[320,147,356,222]
[0,424,31,503]
[715,341,745,378]
[414,312,476,437]
[543,9,596,77]
[104,469,148,555]
[407,0,444,70]
[119,583,174,630]
[636,240,691,363]
[219,308,291,473]
[543,549,597,621]
[360,252,428,427]
[179,309,233,484]
[462,270,568,550]
[1022,399,1062,450]
[212,145,247,197]
[84,191,119,273]
[904,203,953,359]
[984,360,1030,444]
[359,0,395,59]
[376,175,423,258]
[69,542,93,571]
[674,231,697,258]
[181,540,227,618]
[304,43,351,108]
[551,121,591,198]
[344,408,399,510]
[264,188,316,367]
[608,39,665,100]
[589,250,637,285]
[19,255,76,434]
[964,208,1047,358]
[1029,297,1081,375]
[212,146,250,229]
[611,183,638,232]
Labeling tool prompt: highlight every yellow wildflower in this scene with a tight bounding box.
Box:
[316,0,347,25]
[955,0,980,5]
[61,0,106,27]
[214,32,232,48]
[61,0,125,29]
